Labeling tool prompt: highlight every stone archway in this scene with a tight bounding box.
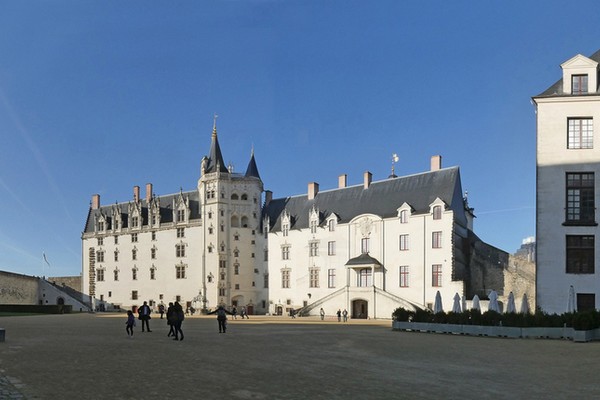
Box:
[57,297,65,305]
[352,299,368,319]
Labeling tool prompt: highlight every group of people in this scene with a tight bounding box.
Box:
[126,302,248,337]
[319,307,349,322]
[125,300,184,340]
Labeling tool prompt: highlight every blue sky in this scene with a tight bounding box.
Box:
[1,1,599,277]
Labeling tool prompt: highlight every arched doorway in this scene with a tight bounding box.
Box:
[352,299,368,319]
[57,297,65,305]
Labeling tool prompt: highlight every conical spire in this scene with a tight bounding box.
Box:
[245,146,261,179]
[204,115,228,174]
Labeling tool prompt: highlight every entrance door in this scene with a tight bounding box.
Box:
[247,305,254,315]
[352,300,368,319]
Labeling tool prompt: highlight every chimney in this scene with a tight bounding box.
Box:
[133,186,140,202]
[146,183,153,203]
[338,174,347,188]
[264,190,273,206]
[308,182,319,200]
[92,194,100,210]
[363,171,372,189]
[431,155,442,171]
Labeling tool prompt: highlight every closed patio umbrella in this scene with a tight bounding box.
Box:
[433,291,443,313]
[506,291,516,313]
[471,295,481,311]
[488,290,500,312]
[452,293,462,313]
[520,293,530,314]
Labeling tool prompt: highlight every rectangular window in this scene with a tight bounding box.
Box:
[218,288,226,296]
[176,244,186,258]
[96,251,104,263]
[361,238,370,253]
[399,210,408,224]
[132,216,138,228]
[282,224,289,236]
[328,269,336,288]
[114,270,119,281]
[177,209,185,222]
[432,232,442,249]
[151,231,156,241]
[568,118,593,149]
[235,284,240,290]
[572,74,588,95]
[310,220,318,234]
[328,220,335,231]
[176,265,187,279]
[399,266,409,287]
[399,234,409,251]
[132,269,137,280]
[150,268,155,280]
[264,273,269,289]
[177,228,185,238]
[132,249,137,260]
[114,251,118,262]
[432,264,442,287]
[151,248,156,259]
[264,250,268,261]
[114,236,118,245]
[96,269,104,282]
[309,269,319,288]
[131,233,138,243]
[131,290,138,300]
[282,246,290,260]
[328,241,336,256]
[309,242,319,257]
[97,237,103,246]
[577,293,595,311]
[234,264,239,275]
[566,172,595,224]
[282,270,290,289]
[566,235,595,274]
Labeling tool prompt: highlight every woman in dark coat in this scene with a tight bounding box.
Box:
[166,302,176,337]
[172,301,185,341]
[208,306,233,333]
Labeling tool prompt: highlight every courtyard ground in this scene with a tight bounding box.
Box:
[0,313,598,399]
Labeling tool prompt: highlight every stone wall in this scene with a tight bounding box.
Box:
[48,276,82,293]
[502,254,536,312]
[468,239,509,299]
[0,271,40,304]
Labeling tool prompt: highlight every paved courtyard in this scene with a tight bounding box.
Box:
[0,313,598,399]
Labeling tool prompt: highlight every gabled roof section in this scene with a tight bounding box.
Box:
[264,167,466,232]
[345,252,382,266]
[205,123,228,174]
[535,49,600,98]
[245,149,261,179]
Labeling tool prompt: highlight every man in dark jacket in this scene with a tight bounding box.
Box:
[138,301,152,332]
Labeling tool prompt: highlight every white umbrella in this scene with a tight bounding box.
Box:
[506,291,516,313]
[433,290,443,313]
[471,295,480,311]
[461,295,467,313]
[567,285,576,313]
[452,293,462,313]
[520,293,530,314]
[488,290,500,312]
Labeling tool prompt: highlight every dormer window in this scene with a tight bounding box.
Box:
[177,209,185,223]
[399,210,408,224]
[572,74,588,95]
[282,224,289,236]
[433,205,442,220]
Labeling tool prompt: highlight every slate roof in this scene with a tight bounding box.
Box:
[264,166,467,232]
[83,190,200,234]
[205,127,228,174]
[245,151,261,179]
[535,48,600,98]
[345,252,382,266]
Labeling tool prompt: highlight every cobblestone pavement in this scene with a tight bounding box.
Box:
[1,313,599,399]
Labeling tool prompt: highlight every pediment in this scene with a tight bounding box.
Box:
[561,54,598,69]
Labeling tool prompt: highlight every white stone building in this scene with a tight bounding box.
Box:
[533,49,600,314]
[82,123,506,318]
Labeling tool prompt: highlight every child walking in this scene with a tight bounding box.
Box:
[126,310,136,338]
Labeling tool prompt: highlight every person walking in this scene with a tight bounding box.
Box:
[166,302,176,337]
[125,310,136,338]
[336,309,341,322]
[342,309,348,322]
[208,305,233,333]
[138,301,152,332]
[232,306,238,319]
[158,303,165,319]
[240,306,249,319]
[172,301,185,341]
[320,308,325,320]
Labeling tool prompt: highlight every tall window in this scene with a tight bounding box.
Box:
[132,249,137,260]
[131,290,138,300]
[309,241,319,257]
[432,264,442,287]
[97,237,103,246]
[97,221,105,231]
[282,246,290,260]
[132,268,137,280]
[282,223,289,237]
[568,118,593,149]
[151,248,156,259]
[566,235,594,274]
[151,231,156,241]
[399,234,409,251]
[177,228,185,238]
[566,173,595,224]
[131,233,138,243]
[433,205,442,220]
[264,273,269,288]
[96,251,104,263]
[114,251,118,262]
[328,241,336,256]
[572,74,588,95]
[310,220,318,234]
[309,268,319,288]
[176,264,186,279]
[176,244,185,258]
[131,216,139,228]
[150,267,156,280]
[358,268,372,287]
[399,266,409,287]
[234,263,240,275]
[114,236,119,245]
[399,210,408,224]
[432,232,442,249]
[328,269,336,288]
[96,269,104,282]
[328,219,335,232]
[361,237,370,253]
[177,209,185,222]
[282,270,290,289]
[114,270,119,281]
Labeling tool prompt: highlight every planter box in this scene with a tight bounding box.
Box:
[573,328,600,343]
[393,321,587,341]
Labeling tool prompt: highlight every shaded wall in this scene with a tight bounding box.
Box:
[0,271,40,304]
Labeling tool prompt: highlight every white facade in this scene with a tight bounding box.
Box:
[534,50,600,313]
